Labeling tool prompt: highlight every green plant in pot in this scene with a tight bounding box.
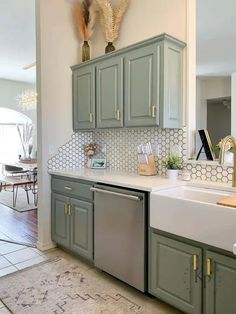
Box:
[162,154,182,180]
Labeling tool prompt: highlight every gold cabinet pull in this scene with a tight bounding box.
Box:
[193,254,198,271]
[68,204,72,216]
[89,113,93,123]
[207,258,212,276]
[116,109,120,121]
[151,105,156,118]
[64,204,68,215]
[64,186,72,191]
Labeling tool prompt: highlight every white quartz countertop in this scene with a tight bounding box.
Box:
[49,168,180,191]
[49,168,236,193]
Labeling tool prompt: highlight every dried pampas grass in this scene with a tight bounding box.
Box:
[73,0,98,41]
[96,0,129,42]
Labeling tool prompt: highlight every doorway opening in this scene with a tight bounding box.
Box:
[0,0,38,247]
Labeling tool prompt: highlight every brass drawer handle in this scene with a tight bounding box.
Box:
[68,204,72,216]
[64,204,68,215]
[151,105,156,118]
[207,258,212,277]
[116,109,120,121]
[64,186,72,191]
[193,254,198,271]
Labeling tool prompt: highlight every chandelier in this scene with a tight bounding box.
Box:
[16,90,37,111]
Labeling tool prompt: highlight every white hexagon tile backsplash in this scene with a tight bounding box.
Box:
[47,127,233,184]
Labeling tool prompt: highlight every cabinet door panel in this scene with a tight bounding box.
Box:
[161,42,183,128]
[73,65,95,130]
[124,44,160,127]
[96,57,123,128]
[149,233,202,314]
[70,198,93,261]
[51,193,70,248]
[206,251,236,314]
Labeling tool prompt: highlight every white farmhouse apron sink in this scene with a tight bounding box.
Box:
[150,186,236,252]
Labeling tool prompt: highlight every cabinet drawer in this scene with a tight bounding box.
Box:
[51,177,93,201]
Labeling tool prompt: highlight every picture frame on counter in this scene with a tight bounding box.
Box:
[91,158,106,169]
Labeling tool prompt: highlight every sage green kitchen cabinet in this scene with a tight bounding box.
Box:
[96,56,123,128]
[124,44,159,127]
[149,233,202,314]
[124,40,184,128]
[71,34,185,130]
[51,176,94,262]
[205,251,236,314]
[51,193,70,249]
[160,40,184,128]
[73,65,95,130]
[70,198,93,260]
[149,229,236,314]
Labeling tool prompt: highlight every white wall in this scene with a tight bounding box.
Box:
[200,77,231,100]
[36,0,189,249]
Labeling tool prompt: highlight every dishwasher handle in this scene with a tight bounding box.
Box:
[90,187,143,202]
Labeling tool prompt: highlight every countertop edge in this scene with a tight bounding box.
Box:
[49,169,236,193]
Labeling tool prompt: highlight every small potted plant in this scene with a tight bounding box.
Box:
[162,154,182,180]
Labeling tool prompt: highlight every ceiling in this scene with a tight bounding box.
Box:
[0,0,36,83]
[197,0,236,77]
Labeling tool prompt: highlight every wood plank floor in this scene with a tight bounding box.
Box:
[0,203,37,245]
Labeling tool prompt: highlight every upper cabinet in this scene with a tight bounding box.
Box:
[161,41,184,128]
[96,56,123,128]
[73,65,95,130]
[124,44,159,127]
[71,34,186,131]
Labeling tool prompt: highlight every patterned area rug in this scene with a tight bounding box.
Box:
[0,188,36,212]
[0,257,180,314]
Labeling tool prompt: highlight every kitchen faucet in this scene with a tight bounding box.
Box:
[219,136,236,187]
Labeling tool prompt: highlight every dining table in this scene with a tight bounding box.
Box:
[0,160,37,173]
[0,160,38,207]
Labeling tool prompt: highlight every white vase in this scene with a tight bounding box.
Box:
[167,169,179,180]
[224,151,233,164]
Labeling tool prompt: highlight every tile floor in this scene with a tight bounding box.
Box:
[0,237,181,314]
[0,234,53,314]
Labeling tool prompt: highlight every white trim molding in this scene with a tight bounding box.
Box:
[186,0,196,158]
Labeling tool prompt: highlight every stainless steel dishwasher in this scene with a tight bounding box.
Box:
[91,184,146,292]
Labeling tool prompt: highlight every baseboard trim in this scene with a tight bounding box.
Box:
[36,240,56,251]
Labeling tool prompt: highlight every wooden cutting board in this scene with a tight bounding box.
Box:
[217,196,236,208]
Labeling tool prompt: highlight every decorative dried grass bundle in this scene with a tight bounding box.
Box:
[73,0,97,41]
[96,0,129,42]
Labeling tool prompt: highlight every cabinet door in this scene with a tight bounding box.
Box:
[124,44,160,127]
[73,65,95,130]
[70,198,93,261]
[149,233,202,314]
[96,56,123,128]
[51,193,70,248]
[160,41,183,128]
[205,251,236,314]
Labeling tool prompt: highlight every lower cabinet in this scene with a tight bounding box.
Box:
[205,251,236,314]
[149,231,236,314]
[51,194,70,248]
[52,193,93,261]
[149,233,202,314]
[70,198,93,260]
